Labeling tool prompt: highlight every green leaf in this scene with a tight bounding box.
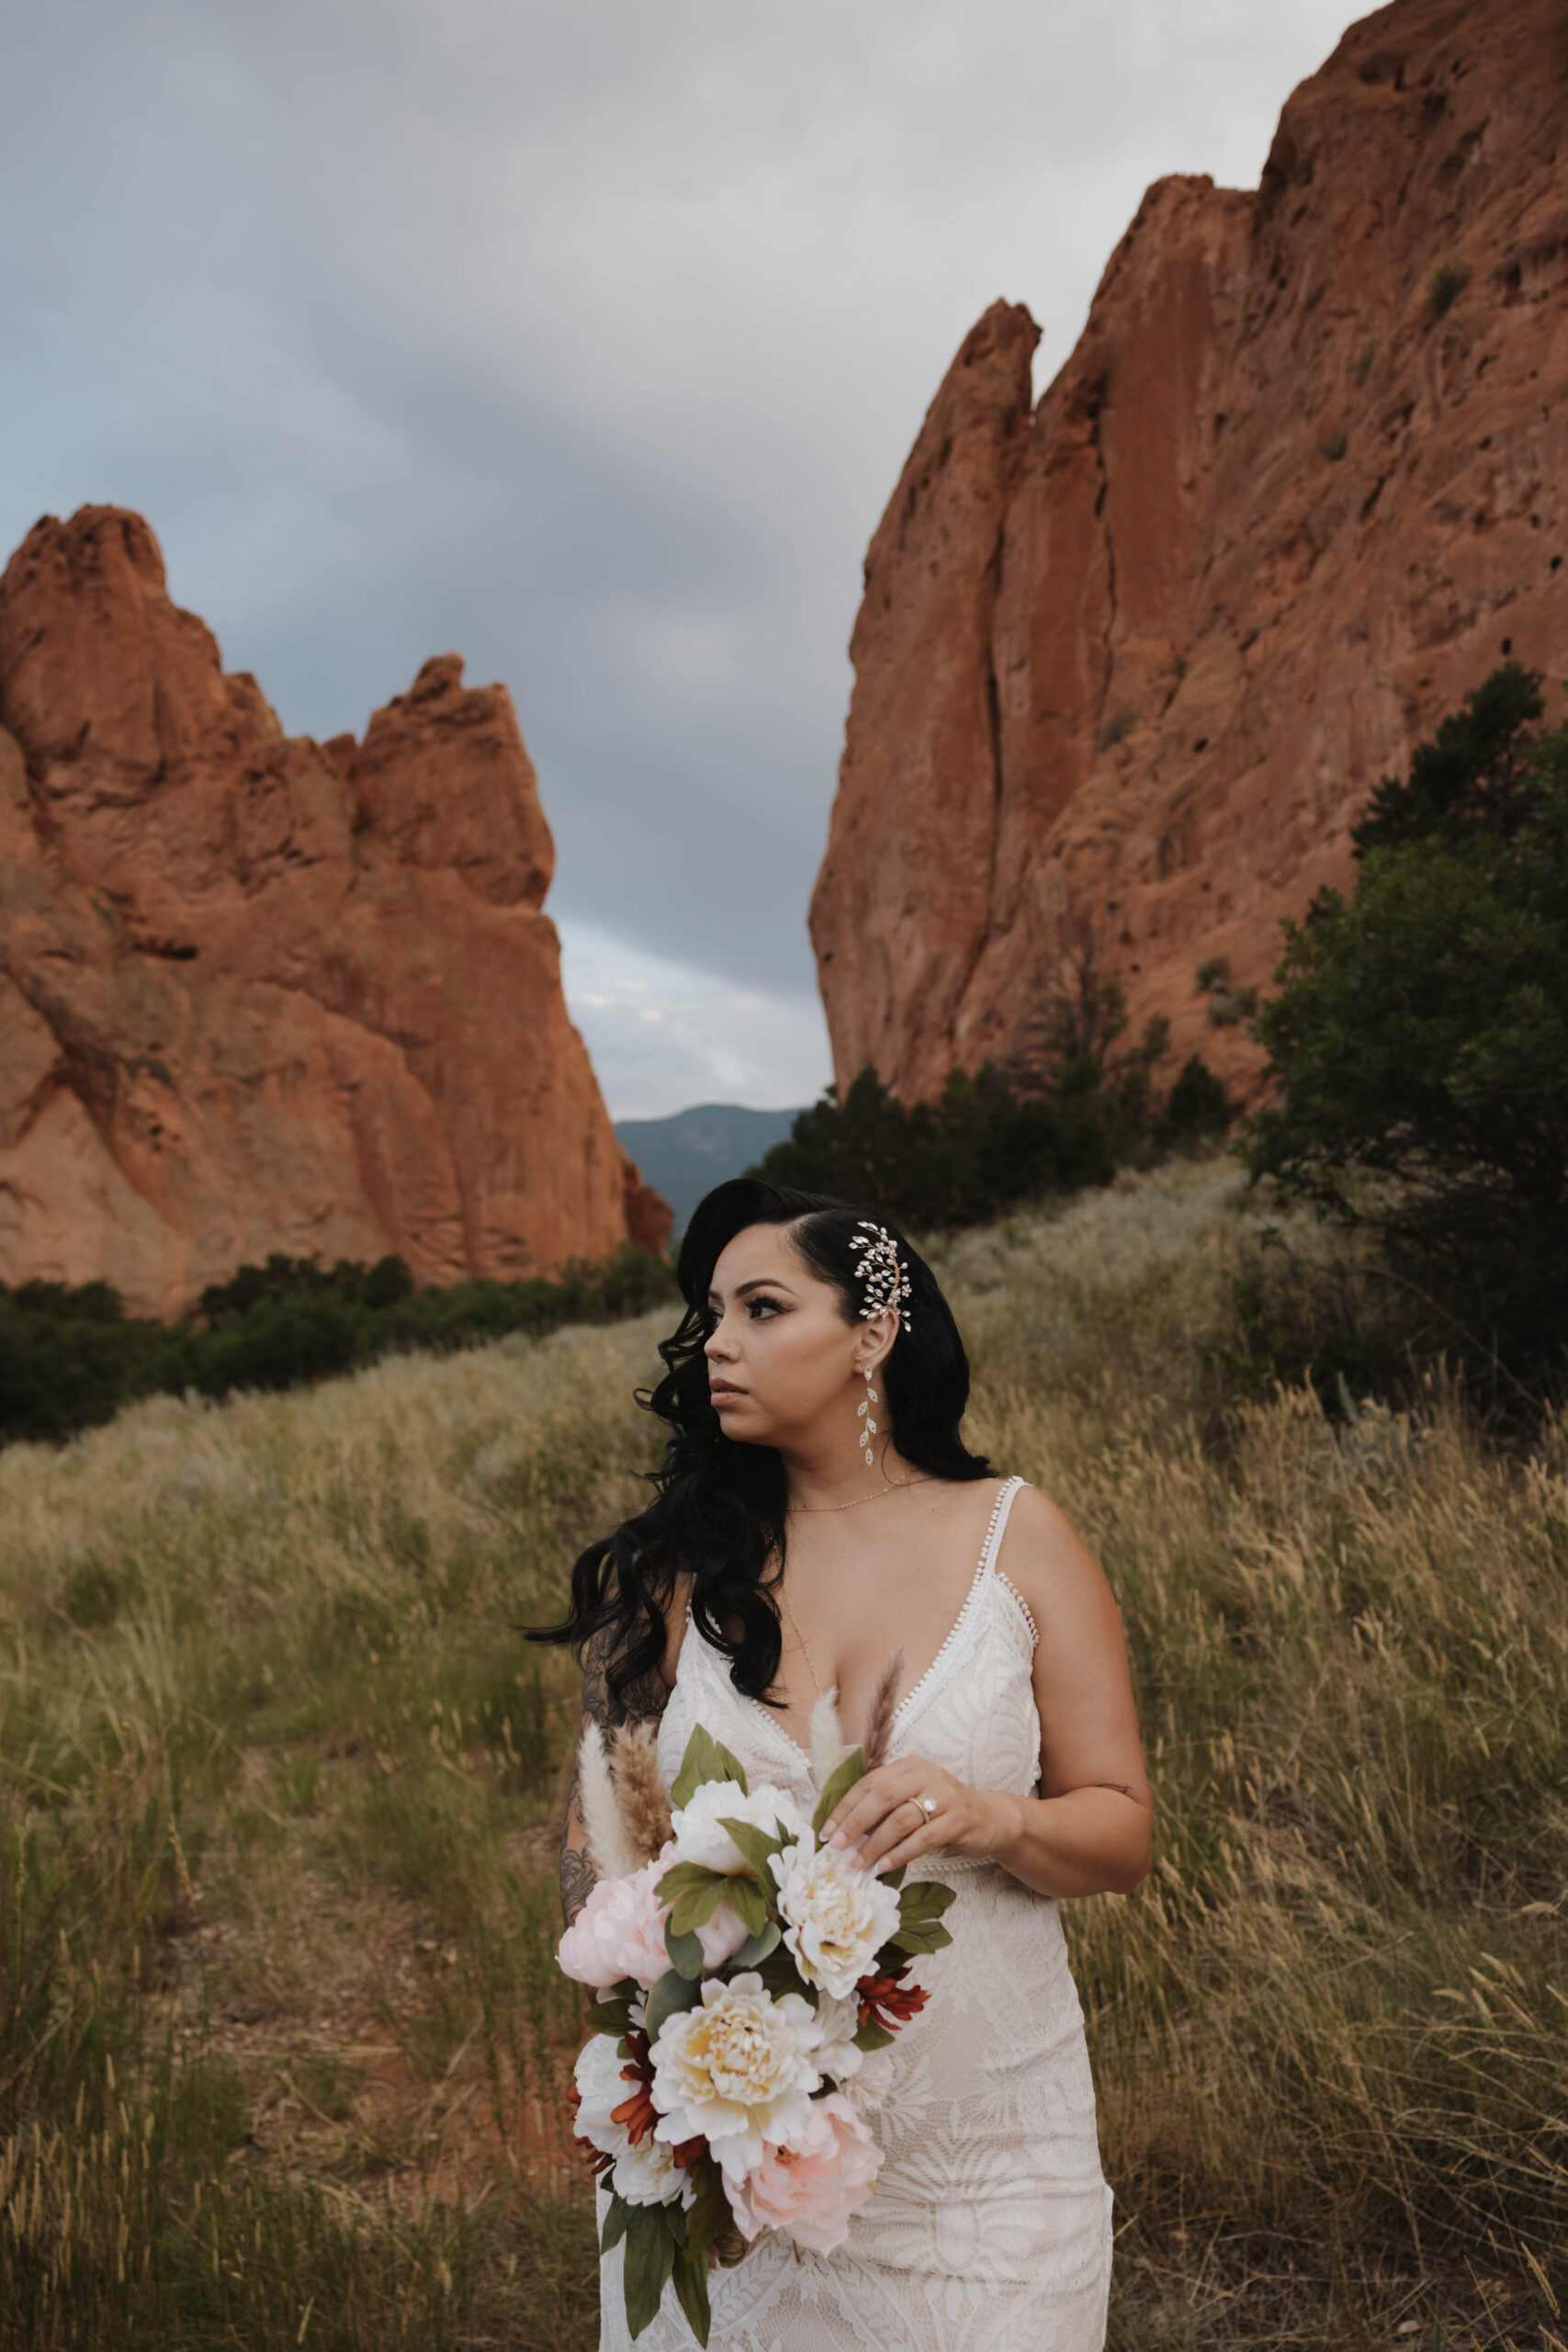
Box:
[682,2157,728,2263]
[890,1878,956,1956]
[722,1871,769,1939]
[810,1747,867,1838]
[586,1996,633,2034]
[669,1877,734,1937]
[623,2202,678,2339]
[732,1920,781,1970]
[852,2018,897,2052]
[897,1879,956,1929]
[753,1940,815,2001]
[670,1726,749,1809]
[600,2192,633,2254]
[717,1815,785,1887]
[664,1917,705,1980]
[890,1917,953,1956]
[644,1966,704,2045]
[658,1860,735,1939]
[656,1860,731,1905]
[671,2245,713,2346]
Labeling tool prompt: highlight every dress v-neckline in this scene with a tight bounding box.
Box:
[695,1477,1023,1765]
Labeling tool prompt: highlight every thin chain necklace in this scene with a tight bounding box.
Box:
[789,1476,935,1514]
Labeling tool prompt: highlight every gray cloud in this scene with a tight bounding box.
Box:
[0,0,1354,1110]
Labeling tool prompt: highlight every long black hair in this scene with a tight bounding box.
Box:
[528,1178,992,1711]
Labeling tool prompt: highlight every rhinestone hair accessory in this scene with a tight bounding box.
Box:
[848,1220,913,1333]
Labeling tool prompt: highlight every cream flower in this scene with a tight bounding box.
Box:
[723,2094,881,2253]
[773,1838,901,1999]
[668,1780,809,1877]
[807,1991,875,2091]
[573,2033,691,2210]
[612,2129,690,2209]
[650,1972,821,2181]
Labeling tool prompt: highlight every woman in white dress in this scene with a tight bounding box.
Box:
[537,1180,1152,2351]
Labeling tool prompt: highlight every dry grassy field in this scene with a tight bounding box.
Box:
[1,1159,1563,2349]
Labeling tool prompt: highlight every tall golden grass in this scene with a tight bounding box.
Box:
[0,1159,1562,2347]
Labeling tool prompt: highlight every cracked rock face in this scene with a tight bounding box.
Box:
[0,506,670,1316]
[811,0,1568,1106]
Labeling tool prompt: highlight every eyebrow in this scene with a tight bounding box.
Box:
[706,1277,798,1306]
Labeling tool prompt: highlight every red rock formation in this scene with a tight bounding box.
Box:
[812,0,1568,1106]
[0,506,670,1316]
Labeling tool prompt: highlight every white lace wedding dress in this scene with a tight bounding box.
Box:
[597,1476,1114,2351]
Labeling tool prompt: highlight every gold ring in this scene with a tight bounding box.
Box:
[916,1795,937,1820]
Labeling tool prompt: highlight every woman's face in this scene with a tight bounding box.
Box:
[704,1222,873,1450]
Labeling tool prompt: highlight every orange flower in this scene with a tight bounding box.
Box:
[855,1962,930,2034]
[609,2026,660,2146]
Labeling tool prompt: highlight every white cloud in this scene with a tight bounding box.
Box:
[558,920,829,1121]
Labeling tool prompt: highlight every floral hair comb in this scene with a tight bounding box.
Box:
[848,1221,912,1332]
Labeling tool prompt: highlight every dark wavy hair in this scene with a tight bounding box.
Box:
[528,1179,993,1712]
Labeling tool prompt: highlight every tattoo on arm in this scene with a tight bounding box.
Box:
[558,1622,669,1927]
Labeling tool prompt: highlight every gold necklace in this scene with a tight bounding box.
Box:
[780,1585,827,1700]
[790,1476,935,1515]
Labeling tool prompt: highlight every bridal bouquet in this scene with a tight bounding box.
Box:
[558,1713,955,2345]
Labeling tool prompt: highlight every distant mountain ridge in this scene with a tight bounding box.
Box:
[613,1103,804,1228]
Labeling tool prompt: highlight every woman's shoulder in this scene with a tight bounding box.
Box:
[993,1477,1106,1605]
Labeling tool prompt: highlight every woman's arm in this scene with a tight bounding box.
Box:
[823,1487,1153,1897]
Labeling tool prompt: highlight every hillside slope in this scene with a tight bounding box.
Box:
[614,1102,804,1227]
[1,1159,1560,2346]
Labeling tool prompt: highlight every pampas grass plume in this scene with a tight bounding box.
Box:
[862,1646,905,1771]
[578,1722,637,1880]
[808,1689,850,1793]
[611,1722,672,1863]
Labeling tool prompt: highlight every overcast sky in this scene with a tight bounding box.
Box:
[1,0,1357,1117]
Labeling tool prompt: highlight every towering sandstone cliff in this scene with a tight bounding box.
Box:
[811,0,1568,1103]
[0,506,670,1316]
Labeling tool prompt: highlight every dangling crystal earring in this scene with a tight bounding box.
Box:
[856,1365,878,1467]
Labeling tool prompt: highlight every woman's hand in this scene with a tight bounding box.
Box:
[822,1757,1010,1878]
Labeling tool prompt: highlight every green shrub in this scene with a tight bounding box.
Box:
[1242,662,1568,1400]
[1155,1055,1231,1155]
[750,966,1226,1229]
[0,1245,677,1453]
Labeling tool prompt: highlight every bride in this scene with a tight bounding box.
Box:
[539,1178,1152,2351]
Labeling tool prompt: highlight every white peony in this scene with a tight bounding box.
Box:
[613,2129,690,2209]
[773,1838,901,1999]
[573,2032,637,2166]
[804,1984,888,2098]
[573,2033,692,2209]
[650,1971,822,2182]
[668,1778,810,1877]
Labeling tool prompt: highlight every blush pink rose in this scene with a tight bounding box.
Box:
[557,1858,671,1993]
[723,2093,880,2254]
[694,1900,752,1971]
